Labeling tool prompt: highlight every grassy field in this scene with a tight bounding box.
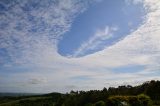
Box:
[0,96,54,106]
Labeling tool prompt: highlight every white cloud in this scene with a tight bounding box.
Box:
[1,0,160,93]
[125,0,143,5]
[0,0,90,65]
[73,26,118,57]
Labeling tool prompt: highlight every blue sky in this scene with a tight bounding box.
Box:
[58,0,145,57]
[0,0,160,93]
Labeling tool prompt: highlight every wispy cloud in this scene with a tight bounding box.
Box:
[73,26,118,57]
[125,0,143,5]
[28,78,47,85]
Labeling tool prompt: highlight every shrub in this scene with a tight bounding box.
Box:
[94,100,105,106]
[106,94,152,106]
[137,94,152,106]
[85,103,94,106]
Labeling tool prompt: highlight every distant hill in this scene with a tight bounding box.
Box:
[0,93,41,97]
[0,80,160,106]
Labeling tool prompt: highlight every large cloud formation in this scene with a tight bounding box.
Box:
[0,0,160,93]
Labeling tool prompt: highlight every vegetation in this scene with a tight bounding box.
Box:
[0,80,160,106]
[107,94,152,106]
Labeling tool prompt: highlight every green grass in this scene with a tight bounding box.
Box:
[0,96,53,106]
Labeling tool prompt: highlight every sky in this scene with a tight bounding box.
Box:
[0,0,160,93]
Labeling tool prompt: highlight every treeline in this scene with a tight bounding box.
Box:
[0,80,160,106]
[54,80,160,106]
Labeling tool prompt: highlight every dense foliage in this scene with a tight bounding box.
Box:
[107,94,152,106]
[0,80,160,106]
